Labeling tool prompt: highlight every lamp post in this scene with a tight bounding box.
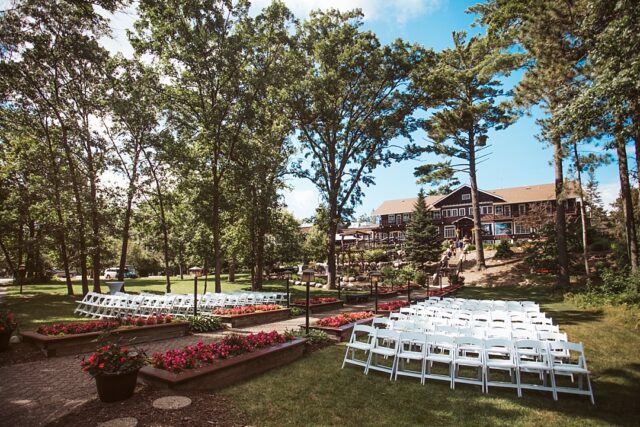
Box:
[369,271,382,314]
[337,275,341,300]
[283,270,292,308]
[193,273,198,316]
[406,272,412,304]
[302,269,315,334]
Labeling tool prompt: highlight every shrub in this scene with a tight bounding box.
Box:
[414,271,427,287]
[290,307,305,316]
[466,244,476,251]
[565,268,640,307]
[364,249,389,263]
[287,328,331,345]
[81,343,146,377]
[0,311,17,334]
[494,240,514,259]
[187,315,225,333]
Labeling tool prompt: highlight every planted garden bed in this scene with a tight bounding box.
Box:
[22,318,189,357]
[213,305,290,328]
[290,298,344,314]
[139,332,305,391]
[344,293,370,304]
[308,312,375,342]
[376,300,411,316]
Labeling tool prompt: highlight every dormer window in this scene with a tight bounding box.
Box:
[462,193,471,201]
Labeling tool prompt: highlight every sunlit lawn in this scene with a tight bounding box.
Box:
[2,274,344,329]
[224,285,640,427]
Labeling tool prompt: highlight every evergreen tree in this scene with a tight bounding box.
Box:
[404,190,441,265]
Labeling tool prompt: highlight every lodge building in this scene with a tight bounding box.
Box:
[371,182,582,244]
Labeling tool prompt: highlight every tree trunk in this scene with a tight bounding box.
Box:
[553,135,570,286]
[117,151,140,293]
[632,99,640,192]
[0,238,16,279]
[228,260,235,282]
[468,135,486,271]
[87,159,101,294]
[144,150,171,292]
[212,180,222,293]
[572,143,590,278]
[59,127,90,295]
[615,127,639,272]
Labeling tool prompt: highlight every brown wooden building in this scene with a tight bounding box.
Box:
[371,182,582,244]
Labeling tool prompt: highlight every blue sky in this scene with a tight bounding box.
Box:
[95,0,620,219]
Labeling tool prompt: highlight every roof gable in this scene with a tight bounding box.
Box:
[432,185,505,207]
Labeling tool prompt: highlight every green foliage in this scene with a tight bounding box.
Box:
[493,240,515,259]
[364,249,389,263]
[466,244,476,251]
[414,271,427,287]
[566,268,640,307]
[404,189,442,265]
[289,307,305,317]
[287,328,331,345]
[187,315,225,333]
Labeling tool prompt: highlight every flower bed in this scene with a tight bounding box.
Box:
[309,311,376,342]
[35,315,174,336]
[139,332,305,391]
[212,304,282,316]
[22,319,189,357]
[290,297,344,314]
[214,306,290,328]
[378,300,410,312]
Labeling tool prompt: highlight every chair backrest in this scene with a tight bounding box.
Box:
[372,317,391,328]
[399,331,427,350]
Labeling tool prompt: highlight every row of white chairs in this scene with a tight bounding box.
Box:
[342,325,594,404]
[419,298,542,316]
[373,317,564,342]
[74,291,288,319]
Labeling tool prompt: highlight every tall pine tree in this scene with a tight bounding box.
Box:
[404,190,441,266]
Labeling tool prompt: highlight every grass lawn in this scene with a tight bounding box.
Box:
[223,285,640,427]
[0,274,344,329]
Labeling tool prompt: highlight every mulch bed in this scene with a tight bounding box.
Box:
[46,386,248,427]
[0,341,46,367]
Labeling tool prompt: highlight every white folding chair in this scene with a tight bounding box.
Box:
[484,338,520,396]
[394,332,427,384]
[342,325,377,371]
[366,329,401,379]
[453,336,484,390]
[548,341,595,404]
[515,340,556,399]
[424,334,455,388]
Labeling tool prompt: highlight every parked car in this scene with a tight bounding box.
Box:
[103,267,138,279]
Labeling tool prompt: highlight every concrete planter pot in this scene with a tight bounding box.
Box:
[138,338,306,391]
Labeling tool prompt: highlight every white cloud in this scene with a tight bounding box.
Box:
[599,181,620,211]
[250,0,444,24]
[283,187,320,220]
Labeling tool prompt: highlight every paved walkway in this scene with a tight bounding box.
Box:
[0,288,445,426]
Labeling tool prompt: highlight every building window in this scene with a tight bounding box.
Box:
[468,207,473,216]
[388,215,395,224]
[495,222,512,235]
[462,193,471,201]
[518,204,526,215]
[495,206,503,215]
[434,211,441,219]
[396,214,402,224]
[504,206,511,216]
[515,223,530,234]
[480,206,494,215]
[481,223,492,235]
[403,213,410,222]
[444,226,456,238]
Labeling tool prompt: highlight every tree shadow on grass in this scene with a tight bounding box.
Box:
[547,309,603,326]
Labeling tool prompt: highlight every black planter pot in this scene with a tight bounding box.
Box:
[95,370,139,402]
[0,331,12,352]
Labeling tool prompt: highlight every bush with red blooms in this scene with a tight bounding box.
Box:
[378,300,410,311]
[0,311,17,334]
[315,311,374,328]
[212,304,282,316]
[37,315,174,336]
[81,343,146,377]
[150,331,292,372]
[292,297,338,305]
